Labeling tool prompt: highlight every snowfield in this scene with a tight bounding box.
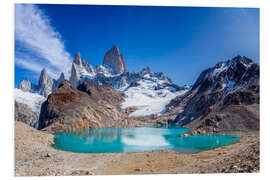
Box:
[121,79,188,117]
[14,88,46,114]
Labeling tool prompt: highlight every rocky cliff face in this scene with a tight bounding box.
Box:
[103,45,128,74]
[168,56,259,131]
[38,68,55,97]
[38,81,130,132]
[69,52,96,87]
[15,101,39,129]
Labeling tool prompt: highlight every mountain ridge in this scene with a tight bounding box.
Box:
[15,46,259,132]
[166,56,259,132]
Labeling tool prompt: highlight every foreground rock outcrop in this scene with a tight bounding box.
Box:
[38,80,134,132]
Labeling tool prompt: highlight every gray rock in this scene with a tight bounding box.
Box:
[69,63,80,87]
[134,168,142,171]
[39,68,55,97]
[17,79,39,92]
[103,45,127,74]
[14,101,39,129]
[74,52,82,65]
[17,80,32,92]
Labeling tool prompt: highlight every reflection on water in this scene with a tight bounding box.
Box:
[53,126,241,154]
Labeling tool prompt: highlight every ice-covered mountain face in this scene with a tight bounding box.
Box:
[121,75,189,117]
[81,67,190,117]
[14,88,46,115]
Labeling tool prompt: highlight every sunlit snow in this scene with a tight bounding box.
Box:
[121,79,188,117]
[14,88,46,114]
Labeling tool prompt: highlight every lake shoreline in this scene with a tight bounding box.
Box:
[15,121,259,176]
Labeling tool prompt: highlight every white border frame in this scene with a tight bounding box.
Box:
[1,0,269,180]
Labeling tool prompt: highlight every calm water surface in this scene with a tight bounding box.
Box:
[53,126,241,154]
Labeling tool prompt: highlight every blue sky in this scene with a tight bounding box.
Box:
[14,4,259,87]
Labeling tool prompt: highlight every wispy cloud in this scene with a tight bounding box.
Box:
[15,4,72,79]
[15,57,58,78]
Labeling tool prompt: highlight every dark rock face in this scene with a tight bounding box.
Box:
[15,101,39,129]
[38,81,128,132]
[171,56,259,132]
[102,45,128,74]
[77,80,125,106]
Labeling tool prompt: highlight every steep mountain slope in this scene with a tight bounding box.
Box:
[121,74,189,117]
[168,56,259,132]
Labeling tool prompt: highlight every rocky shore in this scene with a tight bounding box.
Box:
[15,121,259,176]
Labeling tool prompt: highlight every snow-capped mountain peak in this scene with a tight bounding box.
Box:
[191,56,258,95]
[17,45,190,118]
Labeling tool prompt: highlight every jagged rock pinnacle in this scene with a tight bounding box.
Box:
[38,68,54,97]
[70,63,79,87]
[102,45,128,74]
[74,52,82,65]
[58,72,65,82]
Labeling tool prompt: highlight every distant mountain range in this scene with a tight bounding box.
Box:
[14,46,259,133]
[16,45,189,118]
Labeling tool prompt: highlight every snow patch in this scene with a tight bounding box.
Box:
[14,88,46,114]
[179,109,184,113]
[121,79,188,117]
[212,63,228,77]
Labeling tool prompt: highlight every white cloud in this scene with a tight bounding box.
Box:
[15,57,58,78]
[15,4,72,79]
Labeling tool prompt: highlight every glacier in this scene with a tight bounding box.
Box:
[14,88,46,114]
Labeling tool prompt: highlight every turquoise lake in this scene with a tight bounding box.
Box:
[53,126,241,154]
